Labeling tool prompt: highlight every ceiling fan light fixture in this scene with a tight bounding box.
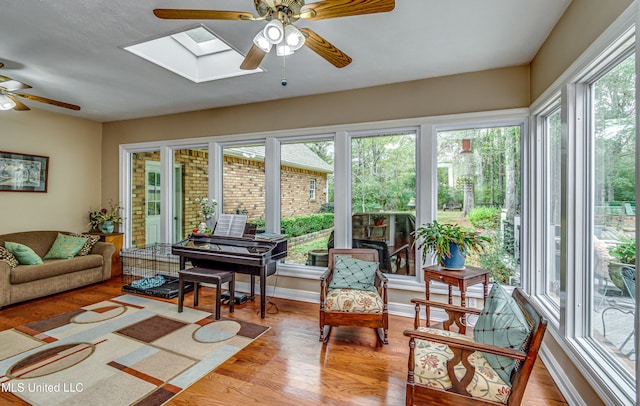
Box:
[284,24,305,51]
[253,31,273,52]
[276,42,293,56]
[263,19,284,44]
[0,94,16,110]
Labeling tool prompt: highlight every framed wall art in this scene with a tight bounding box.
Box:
[0,151,49,192]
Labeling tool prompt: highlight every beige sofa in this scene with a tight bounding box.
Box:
[0,230,116,308]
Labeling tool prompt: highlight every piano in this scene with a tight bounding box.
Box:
[171,234,288,318]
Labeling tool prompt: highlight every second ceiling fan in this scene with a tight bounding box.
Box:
[153,0,396,70]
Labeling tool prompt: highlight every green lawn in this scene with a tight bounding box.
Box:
[287,236,330,265]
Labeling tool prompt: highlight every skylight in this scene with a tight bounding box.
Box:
[124,25,263,83]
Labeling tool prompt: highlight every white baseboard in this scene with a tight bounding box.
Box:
[230,282,450,322]
[538,344,586,406]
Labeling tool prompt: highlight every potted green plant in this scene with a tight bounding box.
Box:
[608,238,635,295]
[413,220,490,269]
[88,199,122,234]
[372,214,385,226]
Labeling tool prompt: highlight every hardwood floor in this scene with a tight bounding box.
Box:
[0,278,568,405]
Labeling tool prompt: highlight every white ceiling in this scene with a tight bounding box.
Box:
[0,0,571,122]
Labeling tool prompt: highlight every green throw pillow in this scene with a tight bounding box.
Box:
[473,283,530,384]
[328,255,378,292]
[4,242,43,265]
[44,233,89,259]
[68,233,100,256]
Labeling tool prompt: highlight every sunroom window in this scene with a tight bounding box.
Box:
[436,126,522,285]
[589,49,636,380]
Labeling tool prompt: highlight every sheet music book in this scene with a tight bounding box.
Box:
[213,214,247,238]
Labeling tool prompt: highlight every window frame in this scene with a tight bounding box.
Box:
[530,11,638,404]
[309,178,316,201]
[531,98,563,326]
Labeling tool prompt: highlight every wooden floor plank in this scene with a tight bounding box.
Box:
[0,278,568,405]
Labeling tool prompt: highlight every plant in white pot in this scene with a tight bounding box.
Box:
[413,220,490,270]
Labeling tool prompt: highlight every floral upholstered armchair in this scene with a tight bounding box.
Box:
[319,248,389,345]
[404,285,547,405]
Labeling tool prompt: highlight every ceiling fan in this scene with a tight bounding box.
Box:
[153,0,395,70]
[0,63,80,111]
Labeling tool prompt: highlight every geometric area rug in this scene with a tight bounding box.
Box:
[0,294,270,405]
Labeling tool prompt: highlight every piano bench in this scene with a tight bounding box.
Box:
[178,267,235,319]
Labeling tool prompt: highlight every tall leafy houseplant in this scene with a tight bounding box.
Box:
[413,220,490,269]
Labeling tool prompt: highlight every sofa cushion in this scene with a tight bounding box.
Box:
[328,255,378,291]
[44,233,89,259]
[71,233,100,256]
[10,254,104,284]
[473,283,530,384]
[0,246,19,269]
[5,242,43,265]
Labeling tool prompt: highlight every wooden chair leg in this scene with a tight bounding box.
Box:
[376,328,388,345]
[178,275,185,313]
[215,281,222,320]
[228,273,235,314]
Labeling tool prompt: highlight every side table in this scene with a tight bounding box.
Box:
[89,232,124,277]
[423,265,489,327]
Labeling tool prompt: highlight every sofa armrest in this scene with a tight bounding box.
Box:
[91,241,116,281]
[0,261,10,307]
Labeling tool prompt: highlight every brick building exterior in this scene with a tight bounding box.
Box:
[130,145,332,247]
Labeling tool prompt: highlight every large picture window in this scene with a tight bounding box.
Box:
[437,126,522,286]
[589,49,636,380]
[280,140,334,266]
[350,131,417,276]
[222,144,266,230]
[544,106,562,308]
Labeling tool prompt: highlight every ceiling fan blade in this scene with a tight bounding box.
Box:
[153,9,257,21]
[300,0,395,21]
[240,44,267,70]
[300,28,352,68]
[14,92,80,111]
[7,94,30,111]
[0,79,32,92]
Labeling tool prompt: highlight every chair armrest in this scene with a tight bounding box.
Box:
[375,270,388,303]
[403,328,526,396]
[389,244,410,274]
[410,297,481,333]
[389,243,409,257]
[320,267,334,305]
[410,298,482,316]
[375,270,388,287]
[320,267,332,282]
[403,329,527,361]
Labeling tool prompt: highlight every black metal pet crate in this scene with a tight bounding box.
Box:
[121,243,192,299]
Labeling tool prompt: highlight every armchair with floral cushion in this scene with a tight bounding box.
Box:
[403,285,547,405]
[319,248,389,345]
